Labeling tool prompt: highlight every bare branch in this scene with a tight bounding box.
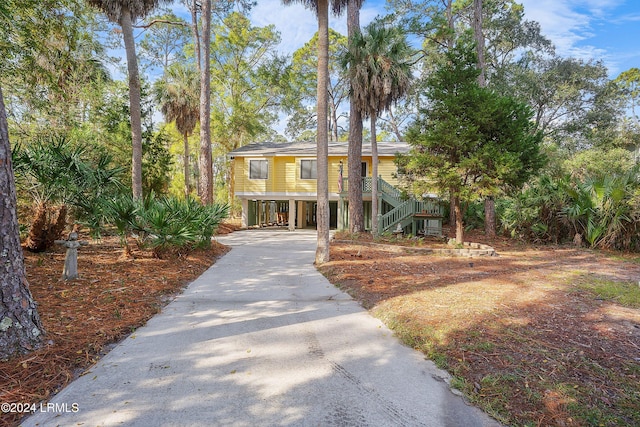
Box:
[135,19,189,29]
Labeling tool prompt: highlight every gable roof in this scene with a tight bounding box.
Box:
[229,141,410,157]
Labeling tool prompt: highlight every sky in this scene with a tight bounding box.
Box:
[244,0,640,78]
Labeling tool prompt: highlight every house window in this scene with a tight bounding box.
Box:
[249,160,268,179]
[361,162,367,177]
[300,159,317,179]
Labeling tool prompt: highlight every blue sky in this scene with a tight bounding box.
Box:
[245,0,639,78]
[519,0,639,77]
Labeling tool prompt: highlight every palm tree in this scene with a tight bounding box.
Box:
[344,21,412,236]
[281,0,348,264]
[86,0,171,199]
[153,64,200,197]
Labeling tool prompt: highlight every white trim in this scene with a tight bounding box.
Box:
[236,191,342,201]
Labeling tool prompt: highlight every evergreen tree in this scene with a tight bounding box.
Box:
[403,41,544,243]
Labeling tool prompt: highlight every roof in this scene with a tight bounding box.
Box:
[228,141,410,157]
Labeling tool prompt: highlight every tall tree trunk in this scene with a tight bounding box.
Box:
[183,133,190,197]
[445,0,456,224]
[193,149,200,196]
[473,0,486,87]
[387,109,403,142]
[484,196,497,237]
[449,192,456,231]
[445,0,454,50]
[120,8,143,200]
[185,0,203,195]
[188,0,202,74]
[199,0,213,205]
[330,97,339,141]
[371,114,379,236]
[473,0,495,237]
[452,192,464,244]
[347,0,364,234]
[485,196,495,237]
[315,0,330,264]
[0,85,44,360]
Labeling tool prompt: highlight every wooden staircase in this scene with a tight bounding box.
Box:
[340,177,444,235]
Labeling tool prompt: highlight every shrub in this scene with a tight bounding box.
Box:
[13,136,123,250]
[105,194,229,257]
[498,169,640,251]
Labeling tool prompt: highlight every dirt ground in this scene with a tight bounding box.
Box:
[0,224,237,427]
[318,231,640,426]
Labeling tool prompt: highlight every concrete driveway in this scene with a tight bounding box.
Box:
[23,229,500,427]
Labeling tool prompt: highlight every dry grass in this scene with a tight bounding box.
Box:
[319,232,640,426]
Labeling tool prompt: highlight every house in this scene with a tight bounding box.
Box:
[229,140,443,234]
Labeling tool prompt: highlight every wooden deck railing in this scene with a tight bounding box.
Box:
[340,176,372,193]
[340,175,443,233]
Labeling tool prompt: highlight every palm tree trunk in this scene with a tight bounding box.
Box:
[315,0,330,264]
[183,133,190,197]
[371,114,379,236]
[193,151,200,196]
[199,0,213,205]
[0,84,44,359]
[120,8,143,200]
[347,0,364,234]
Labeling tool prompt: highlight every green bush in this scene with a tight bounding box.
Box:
[463,201,485,231]
[13,136,123,247]
[104,194,229,257]
[498,170,640,250]
[497,174,572,243]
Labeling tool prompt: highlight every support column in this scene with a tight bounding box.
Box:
[241,199,248,228]
[257,201,262,226]
[288,199,296,231]
[297,201,305,228]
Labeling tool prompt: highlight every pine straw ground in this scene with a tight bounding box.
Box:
[318,232,640,427]
[0,223,238,427]
[2,227,640,427]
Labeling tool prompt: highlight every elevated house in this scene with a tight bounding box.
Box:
[229,141,443,235]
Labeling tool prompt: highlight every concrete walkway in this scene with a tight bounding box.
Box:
[24,229,500,427]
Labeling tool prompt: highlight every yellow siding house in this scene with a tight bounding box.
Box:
[230,141,443,234]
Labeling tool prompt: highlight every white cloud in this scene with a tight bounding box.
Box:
[520,0,593,55]
[249,0,386,55]
[250,0,318,54]
[519,0,629,74]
